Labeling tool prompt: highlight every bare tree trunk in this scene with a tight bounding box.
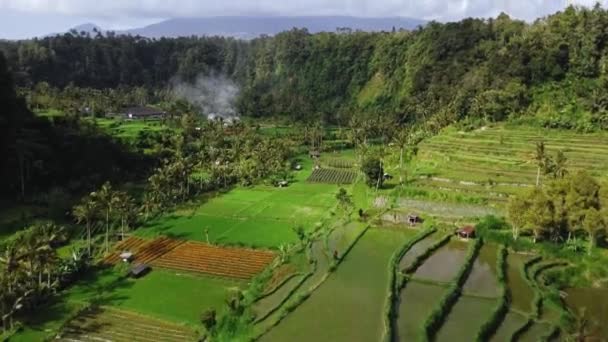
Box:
[536,167,541,187]
[399,147,404,184]
[87,222,91,255]
[105,209,110,254]
[18,155,25,199]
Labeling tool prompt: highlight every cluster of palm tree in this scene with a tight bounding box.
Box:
[146,117,295,211]
[73,182,137,255]
[0,223,83,333]
[69,118,296,258]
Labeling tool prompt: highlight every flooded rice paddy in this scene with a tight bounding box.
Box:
[397,233,437,271]
[462,243,500,297]
[490,311,528,342]
[435,295,497,342]
[565,287,608,340]
[413,240,468,283]
[506,253,534,313]
[518,321,551,342]
[393,281,448,342]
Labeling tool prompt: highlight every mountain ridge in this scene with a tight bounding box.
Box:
[65,16,425,39]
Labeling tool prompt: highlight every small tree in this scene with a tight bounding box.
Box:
[361,156,383,189]
[524,189,555,243]
[200,309,217,332]
[507,196,528,241]
[582,208,606,255]
[336,188,353,213]
[292,225,306,243]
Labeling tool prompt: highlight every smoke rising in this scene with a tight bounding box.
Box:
[171,74,240,120]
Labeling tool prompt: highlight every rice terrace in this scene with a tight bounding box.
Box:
[3,3,608,342]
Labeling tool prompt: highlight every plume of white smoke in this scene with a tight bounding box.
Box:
[171,74,240,120]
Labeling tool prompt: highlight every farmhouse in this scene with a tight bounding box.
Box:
[407,214,420,226]
[457,226,476,239]
[123,106,166,120]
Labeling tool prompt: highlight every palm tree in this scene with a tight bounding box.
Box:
[73,196,98,255]
[554,150,568,179]
[93,182,120,253]
[140,192,156,221]
[116,192,136,240]
[0,246,19,294]
[393,128,411,184]
[534,141,545,187]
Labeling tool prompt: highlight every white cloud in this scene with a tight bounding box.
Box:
[0,0,603,21]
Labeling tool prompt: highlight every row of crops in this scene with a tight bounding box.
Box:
[410,124,608,207]
[104,236,185,265]
[152,241,276,280]
[307,168,357,184]
[58,307,196,342]
[321,158,355,169]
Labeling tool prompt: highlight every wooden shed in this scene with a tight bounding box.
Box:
[457,226,476,239]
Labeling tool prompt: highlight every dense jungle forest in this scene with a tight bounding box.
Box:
[2,5,608,127]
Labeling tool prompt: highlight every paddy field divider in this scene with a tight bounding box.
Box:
[421,237,483,342]
[475,245,509,341]
[382,227,437,342]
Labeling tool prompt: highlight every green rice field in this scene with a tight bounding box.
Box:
[137,157,342,248]
[260,229,414,342]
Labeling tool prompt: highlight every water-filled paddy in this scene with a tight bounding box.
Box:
[435,295,497,342]
[413,240,468,283]
[490,311,528,342]
[261,229,412,342]
[518,321,551,342]
[397,233,437,271]
[393,280,448,342]
[565,287,608,340]
[462,243,500,297]
[254,274,306,321]
[506,253,534,313]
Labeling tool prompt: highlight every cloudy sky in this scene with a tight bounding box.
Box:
[0,0,603,39]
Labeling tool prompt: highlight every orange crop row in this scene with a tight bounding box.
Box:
[103,236,184,265]
[152,241,276,279]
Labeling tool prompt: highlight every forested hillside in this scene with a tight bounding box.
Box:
[0,52,149,201]
[3,6,608,129]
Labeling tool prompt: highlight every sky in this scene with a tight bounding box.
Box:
[0,0,604,39]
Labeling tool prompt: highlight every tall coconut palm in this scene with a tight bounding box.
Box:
[116,192,136,240]
[553,150,568,179]
[73,196,98,255]
[93,182,120,253]
[393,128,411,184]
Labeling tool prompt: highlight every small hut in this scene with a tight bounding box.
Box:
[309,150,320,159]
[407,214,420,226]
[457,226,476,239]
[119,251,134,263]
[130,264,151,278]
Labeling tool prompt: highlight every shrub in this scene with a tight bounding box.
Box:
[476,215,509,235]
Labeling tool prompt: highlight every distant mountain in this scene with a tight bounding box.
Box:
[69,23,103,35]
[125,16,425,39]
[61,17,424,40]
